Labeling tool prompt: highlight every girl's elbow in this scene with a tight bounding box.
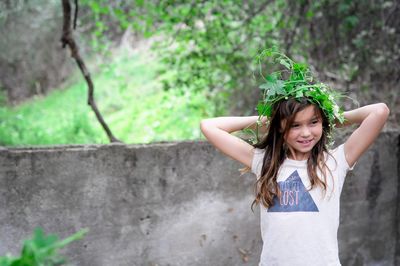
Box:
[376,103,390,118]
[200,119,207,132]
[200,119,212,134]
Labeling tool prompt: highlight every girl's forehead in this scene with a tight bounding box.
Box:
[280,105,321,129]
[293,105,319,122]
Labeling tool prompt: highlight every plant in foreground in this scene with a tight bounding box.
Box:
[0,227,88,266]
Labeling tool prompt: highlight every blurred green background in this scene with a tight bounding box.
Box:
[0,0,398,146]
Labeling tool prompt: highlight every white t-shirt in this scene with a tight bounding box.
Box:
[251,144,353,266]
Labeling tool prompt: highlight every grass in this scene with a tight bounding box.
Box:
[0,49,215,146]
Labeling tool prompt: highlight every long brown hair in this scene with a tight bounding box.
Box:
[252,97,332,209]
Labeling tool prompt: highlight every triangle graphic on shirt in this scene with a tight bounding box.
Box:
[268,170,319,212]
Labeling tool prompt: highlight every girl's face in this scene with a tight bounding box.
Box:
[283,105,323,160]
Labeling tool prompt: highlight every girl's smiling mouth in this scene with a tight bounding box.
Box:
[297,139,313,146]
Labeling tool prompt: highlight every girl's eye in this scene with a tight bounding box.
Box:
[311,120,319,124]
[291,124,299,128]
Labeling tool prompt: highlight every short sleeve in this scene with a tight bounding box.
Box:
[251,148,265,178]
[329,144,355,191]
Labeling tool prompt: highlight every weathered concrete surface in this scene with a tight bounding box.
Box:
[0,131,399,266]
[337,131,399,266]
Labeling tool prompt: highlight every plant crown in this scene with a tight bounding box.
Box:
[255,49,345,143]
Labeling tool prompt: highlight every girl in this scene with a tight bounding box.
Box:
[200,95,389,265]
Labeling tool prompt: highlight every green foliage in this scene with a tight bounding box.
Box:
[76,0,398,129]
[151,1,285,113]
[0,228,88,266]
[299,0,399,84]
[0,51,209,146]
[80,0,287,115]
[3,0,397,145]
[0,81,102,145]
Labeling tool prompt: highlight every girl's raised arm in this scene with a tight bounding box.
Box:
[342,103,390,168]
[200,116,264,168]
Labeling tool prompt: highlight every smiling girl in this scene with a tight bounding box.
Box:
[199,52,390,266]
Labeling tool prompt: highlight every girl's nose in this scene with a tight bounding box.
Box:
[301,126,311,137]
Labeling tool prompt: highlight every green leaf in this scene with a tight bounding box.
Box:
[257,102,272,117]
[279,59,291,69]
[256,102,263,115]
[265,73,277,83]
[295,90,304,98]
[259,79,285,96]
[293,62,307,73]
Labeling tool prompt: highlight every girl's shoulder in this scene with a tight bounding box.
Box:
[327,143,354,171]
[328,143,344,156]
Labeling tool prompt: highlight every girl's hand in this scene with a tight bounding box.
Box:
[342,103,390,168]
[200,116,265,168]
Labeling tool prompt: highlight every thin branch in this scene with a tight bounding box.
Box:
[73,0,78,29]
[61,0,121,143]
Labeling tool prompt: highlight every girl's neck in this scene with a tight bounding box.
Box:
[287,148,310,161]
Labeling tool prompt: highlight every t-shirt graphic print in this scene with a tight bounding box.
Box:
[268,170,319,212]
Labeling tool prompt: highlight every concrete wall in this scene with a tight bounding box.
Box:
[0,131,399,266]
